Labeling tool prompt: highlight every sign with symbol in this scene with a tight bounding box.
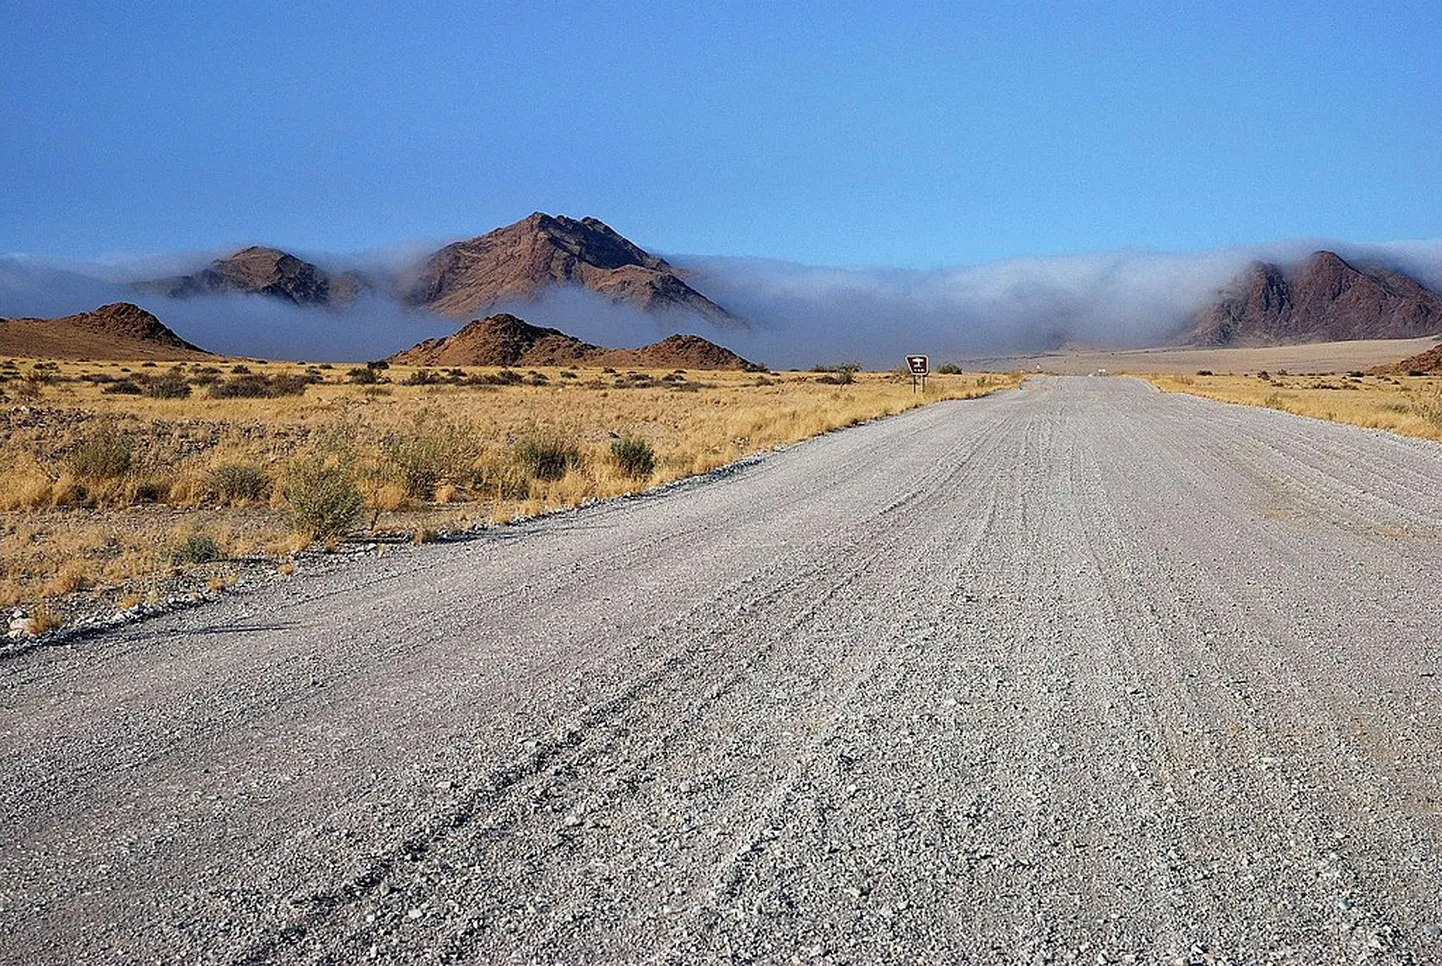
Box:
[906,354,929,376]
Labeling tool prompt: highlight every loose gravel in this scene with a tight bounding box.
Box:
[1,376,1440,964]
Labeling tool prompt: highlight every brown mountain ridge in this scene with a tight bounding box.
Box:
[1183,251,1442,346]
[389,313,761,370]
[0,302,212,360]
[404,213,739,327]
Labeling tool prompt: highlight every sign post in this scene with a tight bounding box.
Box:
[906,354,929,394]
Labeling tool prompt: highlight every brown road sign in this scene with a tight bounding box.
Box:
[906,354,929,376]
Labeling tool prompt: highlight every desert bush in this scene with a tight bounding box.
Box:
[610,434,656,479]
[144,374,192,399]
[381,410,479,498]
[346,366,379,385]
[67,419,134,480]
[937,362,963,375]
[268,374,309,396]
[1196,369,1214,377]
[281,453,363,542]
[1412,390,1442,429]
[101,379,144,395]
[403,368,440,386]
[205,462,270,504]
[513,426,580,481]
[210,374,309,398]
[473,369,523,386]
[168,533,221,565]
[473,452,531,501]
[814,362,859,385]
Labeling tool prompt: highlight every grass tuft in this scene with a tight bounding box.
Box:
[514,427,580,482]
[610,434,657,479]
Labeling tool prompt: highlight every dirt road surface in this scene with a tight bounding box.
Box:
[3,377,1440,964]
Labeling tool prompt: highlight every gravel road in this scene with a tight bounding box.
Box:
[3,377,1441,964]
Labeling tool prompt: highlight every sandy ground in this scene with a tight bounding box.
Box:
[969,335,1440,374]
[1,377,1440,963]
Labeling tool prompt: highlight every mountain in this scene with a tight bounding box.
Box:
[388,313,760,370]
[1372,341,1442,374]
[390,313,603,367]
[0,302,211,360]
[404,213,739,326]
[1184,251,1442,345]
[139,246,365,306]
[594,334,761,370]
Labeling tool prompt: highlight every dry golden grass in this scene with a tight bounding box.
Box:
[0,358,1019,613]
[1147,371,1442,442]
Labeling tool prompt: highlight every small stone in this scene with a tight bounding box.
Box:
[407,908,423,920]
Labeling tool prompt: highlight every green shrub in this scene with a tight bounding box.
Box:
[346,366,379,384]
[101,379,144,395]
[168,533,221,565]
[937,362,963,375]
[206,462,270,504]
[514,427,580,481]
[281,454,363,541]
[610,434,656,479]
[68,419,134,480]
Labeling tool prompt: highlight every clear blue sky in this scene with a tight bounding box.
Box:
[2,0,1439,267]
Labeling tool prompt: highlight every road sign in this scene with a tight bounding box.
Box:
[906,354,929,393]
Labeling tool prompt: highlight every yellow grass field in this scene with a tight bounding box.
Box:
[1147,370,1442,443]
[0,357,1019,620]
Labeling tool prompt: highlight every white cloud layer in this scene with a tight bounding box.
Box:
[2,238,1438,367]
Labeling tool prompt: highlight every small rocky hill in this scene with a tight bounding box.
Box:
[0,302,211,360]
[388,313,760,370]
[1371,341,1442,374]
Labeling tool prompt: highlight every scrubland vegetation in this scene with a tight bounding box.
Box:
[1149,370,1442,441]
[0,357,1018,618]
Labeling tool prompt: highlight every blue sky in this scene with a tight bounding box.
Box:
[2,0,1439,267]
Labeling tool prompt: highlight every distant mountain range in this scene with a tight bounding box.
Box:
[133,214,738,329]
[1182,250,1442,346]
[7,216,1442,364]
[389,313,760,370]
[0,300,759,370]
